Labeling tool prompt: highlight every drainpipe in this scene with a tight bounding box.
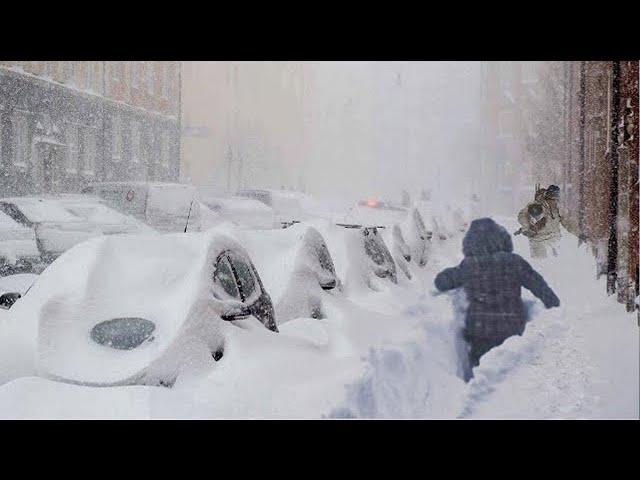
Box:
[102,61,106,182]
[607,61,621,295]
[177,61,182,182]
[578,61,586,237]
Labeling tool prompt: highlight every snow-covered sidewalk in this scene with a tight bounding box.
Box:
[331,216,639,419]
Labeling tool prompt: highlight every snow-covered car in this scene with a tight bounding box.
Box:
[0,211,41,276]
[200,195,277,230]
[229,224,339,324]
[338,201,408,229]
[357,198,406,212]
[312,221,399,291]
[236,189,306,224]
[339,200,430,271]
[414,199,451,241]
[0,273,38,310]
[0,195,154,262]
[12,231,276,388]
[398,207,432,267]
[82,182,202,233]
[386,224,413,280]
[361,227,397,284]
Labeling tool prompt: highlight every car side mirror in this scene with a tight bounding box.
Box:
[0,292,22,310]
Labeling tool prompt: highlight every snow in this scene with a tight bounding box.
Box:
[0,196,154,256]
[0,212,39,263]
[86,183,201,233]
[0,274,38,296]
[200,196,276,230]
[2,197,80,223]
[0,207,637,419]
[0,231,261,387]
[330,216,639,419]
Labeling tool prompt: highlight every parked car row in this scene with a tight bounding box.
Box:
[1,181,477,392]
[2,195,448,389]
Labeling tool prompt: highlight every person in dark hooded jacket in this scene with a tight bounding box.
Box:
[434,218,560,380]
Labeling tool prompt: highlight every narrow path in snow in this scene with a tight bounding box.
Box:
[331,216,639,419]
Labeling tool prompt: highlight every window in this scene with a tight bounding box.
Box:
[131,121,141,164]
[521,62,540,84]
[65,125,79,172]
[12,113,30,168]
[84,127,97,174]
[111,61,122,82]
[213,256,241,300]
[499,61,514,92]
[498,110,515,138]
[85,62,94,91]
[364,235,386,266]
[160,130,170,168]
[161,63,169,99]
[316,241,336,275]
[133,62,144,90]
[146,62,155,95]
[227,252,257,301]
[111,114,121,160]
[65,62,76,84]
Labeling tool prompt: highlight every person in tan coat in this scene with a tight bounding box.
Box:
[517,185,563,258]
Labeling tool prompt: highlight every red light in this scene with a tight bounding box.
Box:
[366,199,378,207]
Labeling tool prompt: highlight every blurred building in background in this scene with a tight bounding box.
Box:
[0,61,181,196]
[479,61,545,215]
[482,60,639,315]
[180,61,308,194]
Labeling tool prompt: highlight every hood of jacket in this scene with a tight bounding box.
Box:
[462,218,513,257]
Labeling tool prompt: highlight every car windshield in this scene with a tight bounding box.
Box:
[364,235,387,266]
[213,255,241,300]
[7,200,81,223]
[238,190,271,207]
[316,242,336,274]
[227,252,257,301]
[413,209,427,234]
[90,317,156,350]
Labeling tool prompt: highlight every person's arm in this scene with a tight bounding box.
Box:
[517,256,560,308]
[517,206,531,229]
[434,264,463,292]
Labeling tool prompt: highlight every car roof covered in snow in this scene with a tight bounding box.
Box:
[0,196,84,223]
[87,181,197,190]
[12,231,245,386]
[201,196,274,214]
[0,195,152,230]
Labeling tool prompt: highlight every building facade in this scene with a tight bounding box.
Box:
[0,61,181,196]
[560,61,639,313]
[479,61,540,215]
[481,60,638,315]
[180,61,308,194]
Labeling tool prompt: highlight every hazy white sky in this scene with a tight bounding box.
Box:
[301,62,481,204]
